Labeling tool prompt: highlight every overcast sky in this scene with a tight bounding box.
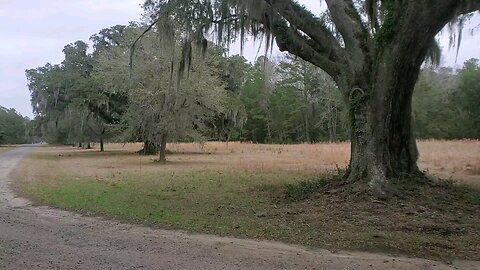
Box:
[1,0,479,118]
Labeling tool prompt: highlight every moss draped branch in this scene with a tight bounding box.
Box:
[325,0,371,58]
[272,19,340,79]
[263,0,344,63]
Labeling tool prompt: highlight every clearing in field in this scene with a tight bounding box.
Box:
[11,140,480,260]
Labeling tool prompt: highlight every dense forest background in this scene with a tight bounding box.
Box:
[1,25,479,146]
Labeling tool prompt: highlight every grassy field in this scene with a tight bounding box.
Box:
[11,140,480,260]
[0,145,15,154]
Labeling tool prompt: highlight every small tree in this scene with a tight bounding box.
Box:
[96,28,227,162]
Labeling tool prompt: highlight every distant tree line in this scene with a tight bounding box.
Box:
[0,106,31,144]
[210,56,480,143]
[21,24,480,156]
[413,59,480,139]
[220,55,349,143]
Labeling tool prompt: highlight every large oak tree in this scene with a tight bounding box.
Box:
[140,0,480,196]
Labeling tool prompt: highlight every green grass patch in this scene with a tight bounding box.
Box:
[24,170,307,234]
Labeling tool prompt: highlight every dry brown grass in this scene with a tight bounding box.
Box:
[417,140,480,187]
[14,142,345,181]
[15,140,479,186]
[110,140,480,183]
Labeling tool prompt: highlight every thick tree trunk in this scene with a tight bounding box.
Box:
[344,50,423,197]
[159,133,167,163]
[345,100,420,197]
[100,137,104,152]
[100,128,105,152]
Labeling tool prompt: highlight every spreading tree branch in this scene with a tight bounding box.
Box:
[272,19,340,80]
[325,0,371,64]
[263,0,344,63]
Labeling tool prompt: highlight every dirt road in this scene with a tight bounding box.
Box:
[0,147,478,270]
